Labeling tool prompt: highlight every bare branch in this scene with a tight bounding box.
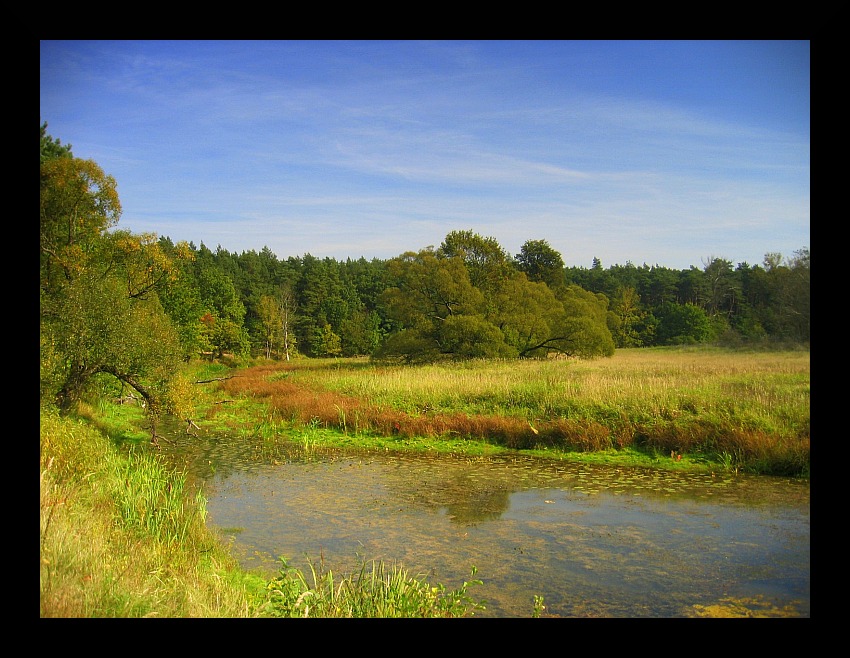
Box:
[194,375,239,384]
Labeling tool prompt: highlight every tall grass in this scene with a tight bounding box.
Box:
[262,557,485,618]
[39,406,261,617]
[220,347,810,476]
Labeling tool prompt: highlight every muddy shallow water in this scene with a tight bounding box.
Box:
[156,429,810,618]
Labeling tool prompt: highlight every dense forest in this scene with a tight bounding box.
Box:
[40,122,810,424]
[152,233,810,362]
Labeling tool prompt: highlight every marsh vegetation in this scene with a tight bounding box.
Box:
[215,347,810,478]
[40,347,808,617]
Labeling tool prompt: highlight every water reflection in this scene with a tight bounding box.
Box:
[154,425,810,618]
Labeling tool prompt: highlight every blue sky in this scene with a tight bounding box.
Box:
[40,40,809,270]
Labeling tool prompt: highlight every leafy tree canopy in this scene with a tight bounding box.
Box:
[374,237,614,363]
[40,124,192,434]
[516,239,565,289]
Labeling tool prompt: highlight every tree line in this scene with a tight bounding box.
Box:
[154,231,808,364]
[40,122,810,427]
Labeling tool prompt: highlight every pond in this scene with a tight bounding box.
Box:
[156,427,810,618]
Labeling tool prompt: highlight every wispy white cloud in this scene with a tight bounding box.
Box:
[40,40,809,269]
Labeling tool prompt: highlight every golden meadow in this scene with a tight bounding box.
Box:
[218,346,810,478]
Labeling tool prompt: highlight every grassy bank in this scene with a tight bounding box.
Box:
[40,407,261,617]
[215,346,810,478]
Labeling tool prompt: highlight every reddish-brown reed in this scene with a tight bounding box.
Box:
[219,365,608,451]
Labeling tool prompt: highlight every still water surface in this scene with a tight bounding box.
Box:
[157,427,810,618]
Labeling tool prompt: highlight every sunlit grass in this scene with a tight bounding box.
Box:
[39,407,261,617]
[219,347,810,477]
[262,557,484,618]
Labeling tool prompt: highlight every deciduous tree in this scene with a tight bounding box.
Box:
[39,125,192,435]
[438,230,515,296]
[40,153,121,294]
[516,239,565,290]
